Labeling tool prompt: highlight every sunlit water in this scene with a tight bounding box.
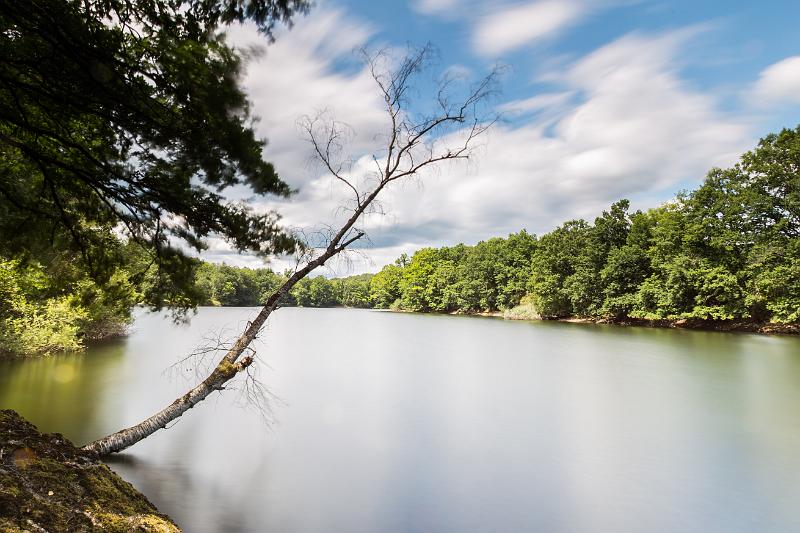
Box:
[2,307,800,532]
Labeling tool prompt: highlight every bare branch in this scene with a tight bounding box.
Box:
[299,113,361,207]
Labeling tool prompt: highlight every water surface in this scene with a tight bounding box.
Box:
[2,308,799,532]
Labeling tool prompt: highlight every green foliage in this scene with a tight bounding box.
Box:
[293,276,337,307]
[335,274,373,308]
[503,295,541,320]
[197,263,264,306]
[398,248,440,312]
[527,220,590,317]
[193,263,375,309]
[0,0,312,355]
[370,127,800,325]
[600,244,650,318]
[369,263,404,308]
[383,231,539,314]
[494,230,539,309]
[525,203,632,318]
[635,256,746,320]
[0,258,136,356]
[101,124,800,337]
[629,127,800,321]
[0,0,307,309]
[745,240,800,322]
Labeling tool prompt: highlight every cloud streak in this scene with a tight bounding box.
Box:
[210,10,755,276]
[751,55,800,107]
[472,1,584,56]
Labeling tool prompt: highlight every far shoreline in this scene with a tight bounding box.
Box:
[198,304,800,336]
[336,306,800,336]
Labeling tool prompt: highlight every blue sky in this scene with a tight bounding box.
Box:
[210,0,800,273]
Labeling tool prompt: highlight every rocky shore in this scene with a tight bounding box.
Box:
[0,410,178,532]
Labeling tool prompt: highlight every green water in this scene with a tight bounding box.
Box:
[2,307,799,532]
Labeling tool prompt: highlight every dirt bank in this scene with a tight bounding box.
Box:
[0,410,179,532]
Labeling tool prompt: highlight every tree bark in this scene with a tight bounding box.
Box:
[83,356,254,455]
[82,233,361,455]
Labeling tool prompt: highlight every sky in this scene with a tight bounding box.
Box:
[203,0,800,274]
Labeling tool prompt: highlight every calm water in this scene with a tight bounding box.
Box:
[2,307,800,532]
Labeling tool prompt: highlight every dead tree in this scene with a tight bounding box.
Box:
[82,45,499,455]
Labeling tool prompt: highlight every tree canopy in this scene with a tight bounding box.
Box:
[0,0,307,306]
[366,127,800,324]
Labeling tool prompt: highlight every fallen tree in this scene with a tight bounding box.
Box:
[83,45,499,455]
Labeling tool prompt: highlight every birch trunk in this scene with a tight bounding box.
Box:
[82,45,496,456]
[83,355,254,455]
[82,237,360,455]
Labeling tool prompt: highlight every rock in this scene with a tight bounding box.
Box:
[0,410,179,532]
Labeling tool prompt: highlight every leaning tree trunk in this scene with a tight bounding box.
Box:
[82,45,497,456]
[82,355,254,455]
[82,227,366,455]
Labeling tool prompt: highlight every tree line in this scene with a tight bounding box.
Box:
[194,263,374,308]
[371,127,799,323]
[2,126,798,355]
[197,125,800,325]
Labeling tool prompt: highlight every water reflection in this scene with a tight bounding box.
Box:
[1,308,800,532]
[0,342,127,442]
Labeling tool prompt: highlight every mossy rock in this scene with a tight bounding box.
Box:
[0,410,179,532]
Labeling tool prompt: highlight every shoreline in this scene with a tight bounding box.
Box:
[509,314,800,336]
[379,307,800,336]
[192,304,799,336]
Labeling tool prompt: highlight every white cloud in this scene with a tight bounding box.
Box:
[497,91,574,115]
[472,1,583,56]
[751,55,800,106]
[228,9,387,195]
[212,13,752,275]
[412,0,464,15]
[336,30,751,272]
[413,0,592,57]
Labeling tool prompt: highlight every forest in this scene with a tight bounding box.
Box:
[5,125,794,356]
[193,126,800,325]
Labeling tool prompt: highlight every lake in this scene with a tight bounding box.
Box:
[2,307,800,532]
